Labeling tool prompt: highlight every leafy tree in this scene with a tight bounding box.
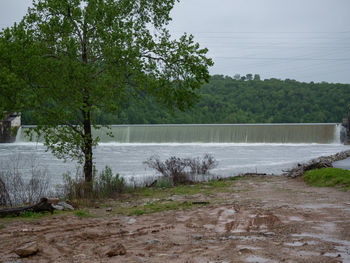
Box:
[253,74,260,81]
[0,32,27,118]
[246,73,253,81]
[0,0,213,184]
[233,74,240,80]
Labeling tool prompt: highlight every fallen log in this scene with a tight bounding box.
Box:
[0,197,54,217]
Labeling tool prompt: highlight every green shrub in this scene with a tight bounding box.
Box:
[304,168,350,190]
[62,166,125,199]
[94,166,125,198]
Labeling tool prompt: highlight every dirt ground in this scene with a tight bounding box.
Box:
[1,175,350,263]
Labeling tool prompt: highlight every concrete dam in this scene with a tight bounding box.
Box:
[0,113,21,143]
[16,123,344,144]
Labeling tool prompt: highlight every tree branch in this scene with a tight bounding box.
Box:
[142,54,169,64]
[41,54,60,60]
[66,5,84,45]
[93,68,106,79]
[64,122,84,137]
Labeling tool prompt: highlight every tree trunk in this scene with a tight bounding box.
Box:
[81,23,93,186]
[83,109,93,183]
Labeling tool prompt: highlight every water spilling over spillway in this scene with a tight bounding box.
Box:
[4,123,349,185]
[18,123,343,144]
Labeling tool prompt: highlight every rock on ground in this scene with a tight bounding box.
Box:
[14,242,39,258]
[105,243,126,257]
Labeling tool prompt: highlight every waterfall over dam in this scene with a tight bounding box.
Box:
[18,123,342,144]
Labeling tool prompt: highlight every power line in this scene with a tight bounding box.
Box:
[171,30,350,34]
[214,56,350,61]
[191,36,350,40]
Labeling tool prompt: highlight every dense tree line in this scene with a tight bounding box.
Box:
[22,75,350,125]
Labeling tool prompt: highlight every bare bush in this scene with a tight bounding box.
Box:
[0,154,52,206]
[144,154,218,185]
[186,154,219,175]
[61,172,87,200]
[145,156,189,184]
[0,177,11,207]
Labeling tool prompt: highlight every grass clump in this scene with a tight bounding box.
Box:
[206,179,231,188]
[155,177,173,188]
[304,168,350,190]
[132,179,237,199]
[0,224,4,230]
[19,211,50,219]
[74,209,93,218]
[2,210,60,220]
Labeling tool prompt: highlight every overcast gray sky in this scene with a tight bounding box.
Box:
[1,0,349,83]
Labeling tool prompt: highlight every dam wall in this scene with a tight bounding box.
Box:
[0,113,21,143]
[18,123,342,144]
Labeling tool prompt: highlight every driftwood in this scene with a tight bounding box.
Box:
[285,159,332,178]
[0,197,54,217]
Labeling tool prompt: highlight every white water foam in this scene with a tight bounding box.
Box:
[15,126,22,143]
[1,142,349,186]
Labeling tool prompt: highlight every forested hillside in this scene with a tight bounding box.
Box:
[22,75,350,124]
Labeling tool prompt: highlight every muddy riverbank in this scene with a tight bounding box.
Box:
[1,175,350,262]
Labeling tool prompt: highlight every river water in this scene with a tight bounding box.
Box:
[0,123,349,186]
